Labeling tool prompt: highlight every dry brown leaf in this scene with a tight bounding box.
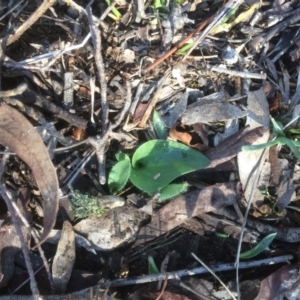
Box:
[169,124,209,152]
[135,182,240,245]
[0,103,58,247]
[254,265,300,300]
[52,220,75,293]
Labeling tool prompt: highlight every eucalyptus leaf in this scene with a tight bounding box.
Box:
[130,140,210,193]
[240,233,277,259]
[108,157,131,194]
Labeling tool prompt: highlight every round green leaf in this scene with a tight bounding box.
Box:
[108,159,131,194]
[129,140,210,193]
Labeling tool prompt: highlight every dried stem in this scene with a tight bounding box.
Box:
[86,5,109,134]
[4,0,57,46]
[142,15,214,74]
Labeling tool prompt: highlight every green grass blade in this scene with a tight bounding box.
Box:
[286,139,300,160]
[271,117,285,137]
[240,233,277,259]
[148,255,159,274]
[242,140,278,151]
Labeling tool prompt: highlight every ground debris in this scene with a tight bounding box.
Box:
[1,0,300,298]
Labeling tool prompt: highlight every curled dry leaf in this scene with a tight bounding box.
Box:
[52,221,75,293]
[0,103,58,247]
[169,124,210,152]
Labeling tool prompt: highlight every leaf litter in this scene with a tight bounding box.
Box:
[1,0,300,299]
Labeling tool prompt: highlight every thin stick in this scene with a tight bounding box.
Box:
[183,0,244,60]
[0,83,27,98]
[89,81,132,184]
[234,149,268,300]
[142,14,215,74]
[192,253,237,300]
[0,155,40,299]
[87,4,109,134]
[155,274,168,300]
[4,0,57,46]
[208,65,267,80]
[139,71,170,128]
[11,199,53,292]
[0,0,26,22]
[100,255,293,288]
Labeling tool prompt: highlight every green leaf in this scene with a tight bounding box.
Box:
[152,110,168,139]
[287,128,300,135]
[176,42,194,55]
[271,117,285,137]
[148,255,159,274]
[291,139,300,147]
[129,140,210,193]
[242,140,279,151]
[153,0,165,9]
[108,157,131,194]
[116,152,130,162]
[105,0,122,19]
[240,233,277,259]
[286,139,300,160]
[158,182,189,201]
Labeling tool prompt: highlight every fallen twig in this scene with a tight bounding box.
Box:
[183,0,244,59]
[3,0,57,46]
[87,4,109,133]
[100,255,293,288]
[209,65,267,80]
[142,14,215,74]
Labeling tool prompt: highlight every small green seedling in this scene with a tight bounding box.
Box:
[71,190,104,218]
[240,233,277,259]
[152,110,168,139]
[215,232,230,239]
[105,0,122,20]
[153,0,166,9]
[176,42,194,55]
[108,139,210,194]
[148,255,160,274]
[242,117,300,160]
[211,3,259,35]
